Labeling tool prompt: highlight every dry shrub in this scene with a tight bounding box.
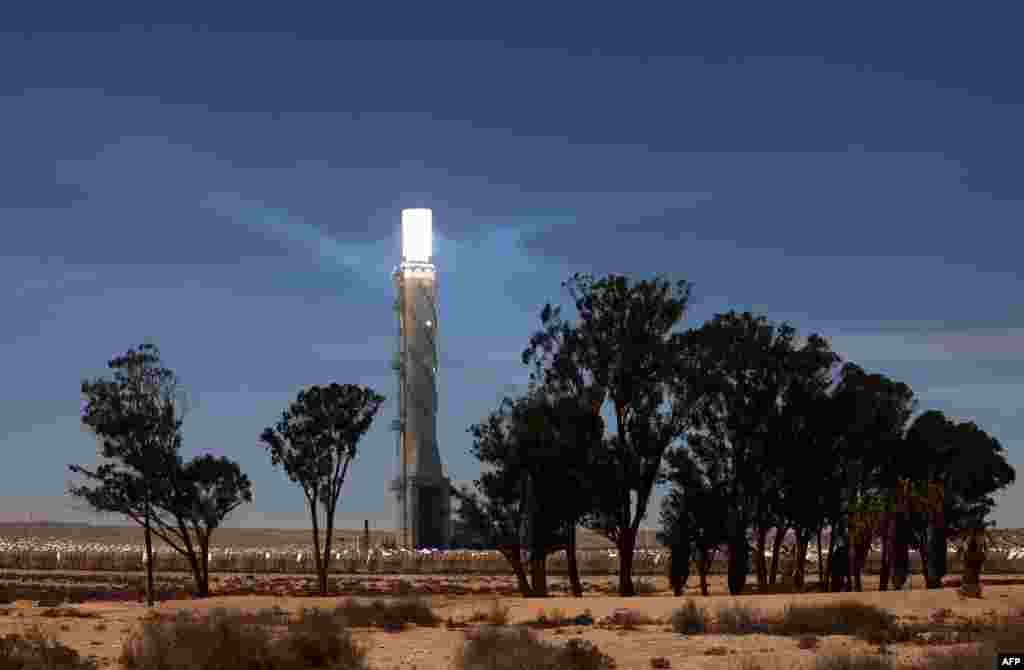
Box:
[778,600,896,640]
[796,635,819,650]
[456,625,614,670]
[715,603,763,633]
[812,655,896,670]
[604,609,655,629]
[331,597,438,629]
[119,606,369,670]
[634,578,658,595]
[528,608,568,628]
[728,654,899,670]
[277,609,369,669]
[670,599,709,634]
[0,626,98,670]
[906,644,997,670]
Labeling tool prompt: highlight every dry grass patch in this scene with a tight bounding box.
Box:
[39,608,102,619]
[466,598,511,625]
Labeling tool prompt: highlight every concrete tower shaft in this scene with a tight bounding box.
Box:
[395,264,442,480]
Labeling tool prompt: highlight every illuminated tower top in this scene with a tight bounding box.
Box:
[401,208,433,264]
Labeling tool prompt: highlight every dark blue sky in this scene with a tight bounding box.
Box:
[2,6,1021,530]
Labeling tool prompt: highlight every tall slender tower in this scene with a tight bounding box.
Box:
[388,209,451,549]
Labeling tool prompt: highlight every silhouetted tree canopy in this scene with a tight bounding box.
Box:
[259,382,384,596]
[70,343,252,599]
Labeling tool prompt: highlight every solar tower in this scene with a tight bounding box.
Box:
[388,208,451,549]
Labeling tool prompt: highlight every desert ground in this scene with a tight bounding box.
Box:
[2,574,1023,670]
[3,524,1023,668]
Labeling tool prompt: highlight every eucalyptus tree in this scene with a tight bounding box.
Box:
[259,383,385,596]
[682,311,820,595]
[901,410,1015,588]
[72,343,251,599]
[761,332,841,588]
[449,472,536,596]
[522,273,698,596]
[825,364,916,591]
[464,384,606,597]
[659,441,732,596]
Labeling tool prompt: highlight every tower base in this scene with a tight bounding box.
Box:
[390,474,451,549]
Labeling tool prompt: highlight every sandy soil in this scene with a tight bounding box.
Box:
[2,575,1022,670]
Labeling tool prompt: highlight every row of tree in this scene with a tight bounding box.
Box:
[71,343,385,600]
[449,273,1016,597]
[69,272,1015,601]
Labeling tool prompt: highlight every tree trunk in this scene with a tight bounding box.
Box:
[697,546,713,596]
[199,537,210,598]
[754,526,768,589]
[321,509,335,596]
[769,526,786,585]
[184,544,207,598]
[925,526,946,589]
[850,534,871,592]
[617,527,638,597]
[308,501,323,593]
[876,514,892,594]
[792,532,809,590]
[528,552,548,598]
[500,547,533,597]
[891,538,910,590]
[915,534,929,590]
[727,536,749,596]
[669,541,691,597]
[566,522,583,597]
[143,509,155,607]
[825,527,837,591]
[960,530,986,598]
[829,540,850,593]
[816,527,825,591]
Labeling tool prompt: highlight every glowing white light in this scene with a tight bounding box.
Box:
[425,320,432,327]
[401,208,432,262]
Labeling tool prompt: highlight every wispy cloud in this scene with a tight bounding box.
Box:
[828,330,1024,365]
[922,383,1023,419]
[202,191,397,281]
[14,270,98,298]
